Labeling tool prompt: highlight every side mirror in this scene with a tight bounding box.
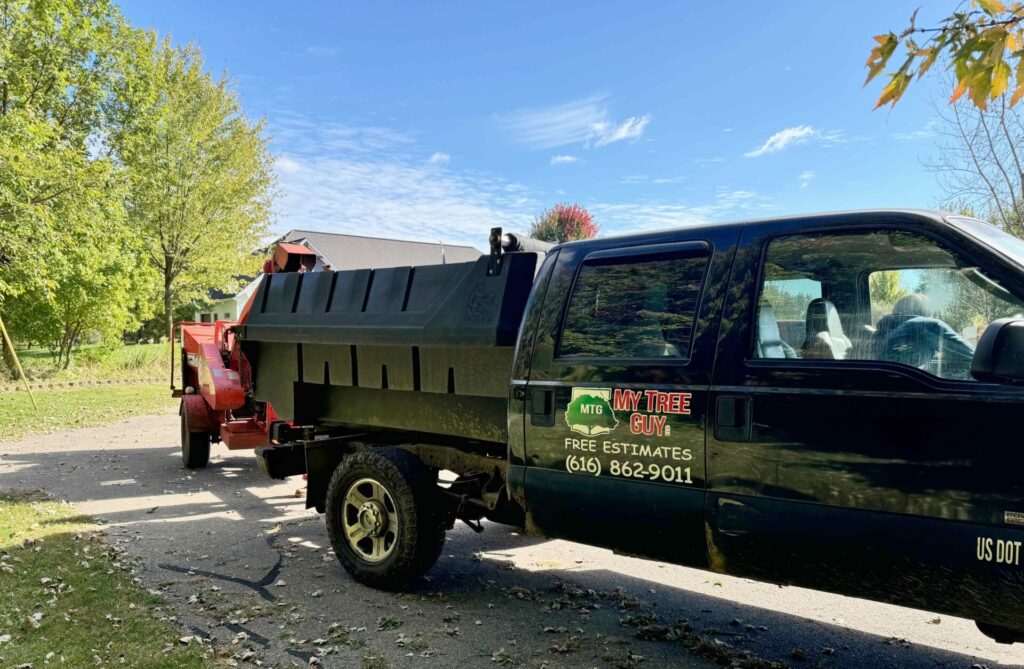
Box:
[971,318,1024,384]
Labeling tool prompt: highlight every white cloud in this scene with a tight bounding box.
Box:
[591,188,773,233]
[272,113,415,154]
[275,153,536,247]
[550,154,579,165]
[271,116,535,247]
[799,170,815,188]
[591,203,710,230]
[892,121,938,141]
[428,152,450,165]
[270,114,774,249]
[621,174,685,184]
[743,127,860,158]
[498,95,650,149]
[744,125,818,157]
[275,155,303,174]
[692,157,725,165]
[592,115,651,147]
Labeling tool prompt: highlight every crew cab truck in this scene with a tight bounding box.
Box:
[238,211,1024,644]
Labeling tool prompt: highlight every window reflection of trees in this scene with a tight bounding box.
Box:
[560,256,707,359]
[756,230,1024,380]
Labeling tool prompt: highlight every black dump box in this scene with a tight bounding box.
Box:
[236,251,541,446]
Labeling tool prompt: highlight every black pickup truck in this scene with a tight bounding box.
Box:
[238,210,1024,644]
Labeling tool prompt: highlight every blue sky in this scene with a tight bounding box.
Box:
[122,1,953,248]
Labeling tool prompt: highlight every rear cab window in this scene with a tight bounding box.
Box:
[558,245,710,362]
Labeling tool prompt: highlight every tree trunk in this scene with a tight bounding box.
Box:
[0,311,15,380]
[164,260,174,343]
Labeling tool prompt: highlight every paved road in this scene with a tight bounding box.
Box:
[1,411,1022,668]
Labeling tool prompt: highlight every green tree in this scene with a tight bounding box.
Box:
[529,203,598,243]
[122,39,274,340]
[866,2,1024,109]
[7,221,152,367]
[0,0,153,371]
[869,271,908,312]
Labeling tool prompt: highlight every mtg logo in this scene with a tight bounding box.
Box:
[565,387,618,436]
[564,386,692,437]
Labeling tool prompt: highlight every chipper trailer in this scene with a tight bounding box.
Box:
[181,211,1024,643]
[173,241,318,466]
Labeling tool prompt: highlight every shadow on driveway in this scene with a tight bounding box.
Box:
[2,416,1022,668]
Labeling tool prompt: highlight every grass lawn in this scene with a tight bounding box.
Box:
[11,342,169,383]
[0,492,210,668]
[0,384,176,442]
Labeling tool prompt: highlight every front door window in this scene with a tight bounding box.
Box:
[753,230,1024,380]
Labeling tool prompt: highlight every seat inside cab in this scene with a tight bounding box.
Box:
[753,230,1024,380]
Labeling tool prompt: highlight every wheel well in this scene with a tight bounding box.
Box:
[305,440,357,512]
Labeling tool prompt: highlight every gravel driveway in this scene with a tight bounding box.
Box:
[1,411,1022,668]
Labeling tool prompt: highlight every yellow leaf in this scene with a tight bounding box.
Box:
[1010,84,1024,105]
[917,47,939,78]
[875,72,912,109]
[993,60,1012,96]
[1008,31,1022,51]
[978,0,1008,14]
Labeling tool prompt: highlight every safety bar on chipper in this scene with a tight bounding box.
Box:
[169,321,216,397]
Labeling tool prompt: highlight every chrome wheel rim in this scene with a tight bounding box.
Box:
[342,477,398,563]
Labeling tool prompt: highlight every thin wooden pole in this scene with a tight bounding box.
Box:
[0,316,37,411]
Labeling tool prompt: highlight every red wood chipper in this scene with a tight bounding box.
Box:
[171,242,317,468]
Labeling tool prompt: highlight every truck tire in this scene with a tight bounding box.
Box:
[180,403,211,469]
[977,621,1024,644]
[325,448,446,590]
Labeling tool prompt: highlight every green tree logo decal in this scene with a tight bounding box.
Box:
[565,388,619,436]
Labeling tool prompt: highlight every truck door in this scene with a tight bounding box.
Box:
[517,228,740,567]
[707,215,1024,631]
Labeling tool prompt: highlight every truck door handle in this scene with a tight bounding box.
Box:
[530,388,555,427]
[714,395,751,442]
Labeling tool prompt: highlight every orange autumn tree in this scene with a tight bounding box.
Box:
[529,203,598,243]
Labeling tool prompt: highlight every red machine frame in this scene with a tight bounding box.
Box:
[171,243,317,453]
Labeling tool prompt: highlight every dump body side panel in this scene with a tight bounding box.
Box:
[237,253,539,447]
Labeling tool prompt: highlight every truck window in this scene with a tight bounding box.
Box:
[754,230,1024,380]
[559,252,708,360]
[761,278,823,351]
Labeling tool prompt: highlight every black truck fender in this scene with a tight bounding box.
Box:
[305,438,363,512]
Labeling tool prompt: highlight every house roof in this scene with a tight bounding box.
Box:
[277,229,482,270]
[201,230,483,306]
[208,276,255,301]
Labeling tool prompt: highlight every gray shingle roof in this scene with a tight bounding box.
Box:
[276,229,482,270]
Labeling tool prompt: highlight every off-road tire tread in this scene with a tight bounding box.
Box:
[180,404,211,469]
[325,447,446,590]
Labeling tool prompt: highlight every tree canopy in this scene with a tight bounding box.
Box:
[0,0,154,365]
[122,39,274,339]
[0,0,273,371]
[529,203,598,243]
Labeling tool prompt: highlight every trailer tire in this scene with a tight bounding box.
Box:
[325,448,446,591]
[180,403,211,469]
